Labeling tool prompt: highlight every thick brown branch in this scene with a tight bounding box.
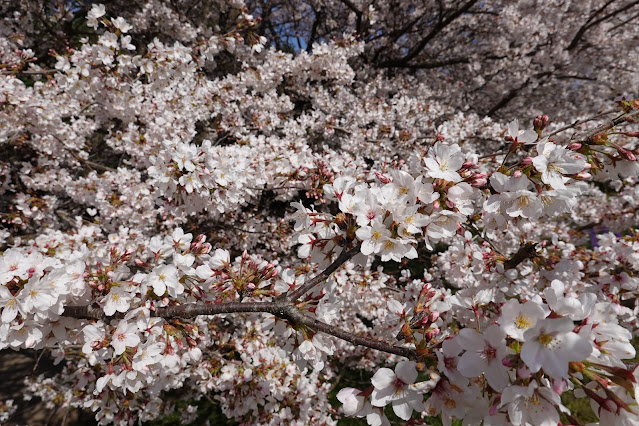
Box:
[280,305,416,358]
[545,109,617,138]
[63,297,416,359]
[63,301,281,321]
[0,69,57,76]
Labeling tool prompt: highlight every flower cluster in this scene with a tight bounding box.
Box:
[1,1,639,425]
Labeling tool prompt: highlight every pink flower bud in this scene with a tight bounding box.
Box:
[611,142,637,161]
[517,364,532,379]
[533,114,549,132]
[501,354,517,368]
[426,327,440,340]
[567,143,582,151]
[470,177,487,188]
[552,379,568,394]
[489,396,502,416]
[575,172,592,179]
[374,171,391,184]
[620,150,637,161]
[520,156,533,165]
[513,170,522,178]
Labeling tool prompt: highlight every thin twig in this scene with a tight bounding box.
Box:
[285,244,362,302]
[571,109,639,143]
[546,109,617,138]
[478,151,506,160]
[32,349,47,375]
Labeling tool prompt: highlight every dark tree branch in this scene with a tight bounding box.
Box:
[1,69,57,75]
[62,240,415,358]
[379,0,478,68]
[405,57,470,69]
[280,304,416,358]
[503,242,538,270]
[487,80,531,117]
[567,0,639,51]
[63,301,280,321]
[63,288,415,359]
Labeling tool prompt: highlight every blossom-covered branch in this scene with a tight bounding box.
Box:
[1,1,639,425]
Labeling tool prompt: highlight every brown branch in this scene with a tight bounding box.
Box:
[487,79,532,117]
[61,240,416,359]
[62,295,416,359]
[0,69,57,76]
[571,109,639,143]
[404,56,470,69]
[285,243,362,302]
[280,305,416,358]
[545,109,617,139]
[63,301,280,321]
[503,242,538,270]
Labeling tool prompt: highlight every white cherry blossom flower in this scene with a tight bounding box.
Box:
[132,342,165,371]
[0,286,21,323]
[103,285,132,316]
[456,325,511,391]
[521,317,592,379]
[336,387,366,416]
[19,276,57,312]
[111,320,140,355]
[87,4,106,29]
[424,142,465,182]
[497,299,547,341]
[370,360,423,420]
[500,381,568,426]
[532,140,586,189]
[507,119,538,145]
[82,322,106,355]
[146,265,182,297]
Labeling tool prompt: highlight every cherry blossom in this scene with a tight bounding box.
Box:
[110,320,140,356]
[521,317,592,380]
[370,360,424,420]
[456,325,512,391]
